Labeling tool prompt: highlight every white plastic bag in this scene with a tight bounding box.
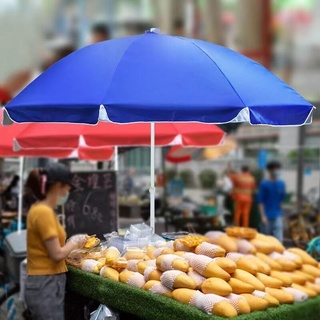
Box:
[90,304,119,320]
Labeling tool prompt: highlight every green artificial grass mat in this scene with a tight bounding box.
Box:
[67,266,320,320]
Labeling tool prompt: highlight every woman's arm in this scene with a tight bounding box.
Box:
[44,237,77,263]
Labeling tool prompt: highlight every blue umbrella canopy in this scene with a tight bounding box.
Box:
[3,29,313,126]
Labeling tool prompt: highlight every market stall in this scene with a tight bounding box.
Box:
[65,227,320,320]
[66,267,320,320]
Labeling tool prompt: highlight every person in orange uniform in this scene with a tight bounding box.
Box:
[24,163,89,320]
[230,165,256,227]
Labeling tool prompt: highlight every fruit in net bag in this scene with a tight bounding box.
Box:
[196,293,238,318]
[265,287,294,304]
[226,253,259,274]
[252,290,279,307]
[240,294,269,311]
[156,254,189,272]
[190,255,231,280]
[232,269,265,291]
[201,277,232,296]
[84,236,100,249]
[228,278,255,294]
[195,242,226,258]
[119,270,146,288]
[100,266,120,281]
[144,280,173,298]
[172,288,204,306]
[160,270,197,290]
[225,293,251,314]
[105,247,121,266]
[269,271,292,287]
[205,231,238,253]
[255,272,283,289]
[287,248,318,266]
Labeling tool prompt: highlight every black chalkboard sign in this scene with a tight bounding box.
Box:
[64,171,117,239]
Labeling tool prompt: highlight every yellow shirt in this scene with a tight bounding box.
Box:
[27,203,67,275]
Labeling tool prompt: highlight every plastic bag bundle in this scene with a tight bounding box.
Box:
[90,304,119,320]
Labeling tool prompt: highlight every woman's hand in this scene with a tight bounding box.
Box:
[261,214,268,225]
[67,234,90,249]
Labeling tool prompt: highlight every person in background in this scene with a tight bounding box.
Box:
[230,165,256,227]
[24,163,89,319]
[1,174,20,211]
[123,168,134,196]
[172,19,185,36]
[0,41,75,99]
[89,22,110,43]
[216,170,233,226]
[258,161,286,243]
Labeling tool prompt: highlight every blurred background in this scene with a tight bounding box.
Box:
[1,0,320,232]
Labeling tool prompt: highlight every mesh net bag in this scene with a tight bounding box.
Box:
[81,259,101,273]
[160,254,186,271]
[187,270,206,287]
[166,241,174,249]
[127,259,141,272]
[282,287,308,302]
[153,247,165,258]
[181,252,197,264]
[144,266,158,281]
[269,252,282,260]
[252,290,266,299]
[226,252,244,263]
[282,251,300,262]
[190,255,212,275]
[126,272,146,288]
[174,240,192,252]
[160,270,184,290]
[195,242,225,258]
[196,293,227,314]
[236,239,255,254]
[205,231,225,242]
[149,282,171,295]
[189,290,205,307]
[155,240,167,248]
[225,293,242,313]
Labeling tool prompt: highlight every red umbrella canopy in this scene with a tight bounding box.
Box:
[166,146,198,163]
[0,112,114,160]
[14,122,225,150]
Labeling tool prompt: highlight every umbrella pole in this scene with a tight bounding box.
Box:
[150,123,156,232]
[114,146,119,171]
[114,146,119,233]
[18,156,24,232]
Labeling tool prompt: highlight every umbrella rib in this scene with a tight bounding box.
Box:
[100,36,142,106]
[188,40,247,109]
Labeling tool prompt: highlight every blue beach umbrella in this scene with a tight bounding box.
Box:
[3,29,314,232]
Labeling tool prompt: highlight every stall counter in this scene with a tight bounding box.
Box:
[67,267,320,320]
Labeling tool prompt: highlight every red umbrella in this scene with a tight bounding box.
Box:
[165,146,198,164]
[166,137,236,163]
[0,112,114,160]
[0,112,114,232]
[14,122,225,150]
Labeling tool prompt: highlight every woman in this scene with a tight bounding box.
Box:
[24,163,89,319]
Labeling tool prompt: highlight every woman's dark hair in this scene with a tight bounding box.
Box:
[23,169,44,211]
[23,168,57,211]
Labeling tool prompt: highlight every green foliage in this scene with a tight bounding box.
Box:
[251,168,264,185]
[199,169,217,189]
[288,148,320,163]
[179,169,195,188]
[165,168,177,182]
